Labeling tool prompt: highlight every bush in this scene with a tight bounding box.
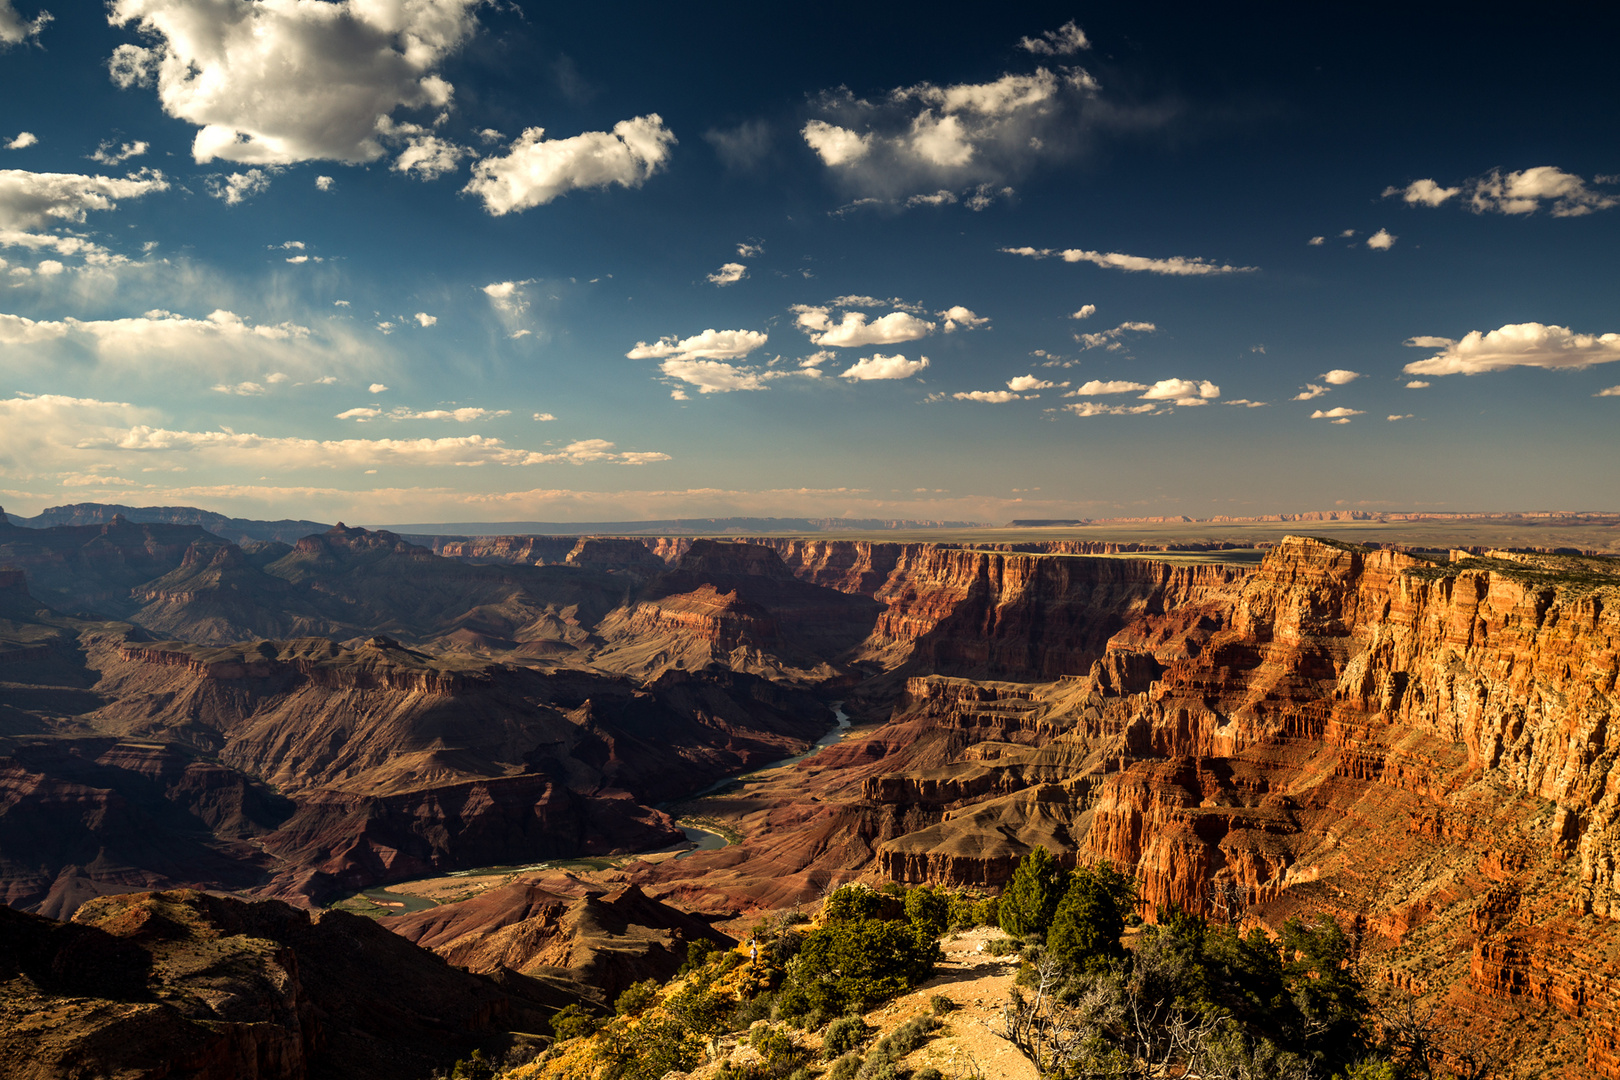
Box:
[914,1069,944,1080]
[614,978,658,1017]
[678,938,716,977]
[447,1049,494,1080]
[985,935,1020,957]
[827,1052,863,1080]
[822,883,883,924]
[749,1026,803,1075]
[823,1016,872,1058]
[929,993,955,1017]
[855,1059,899,1080]
[778,917,939,1019]
[903,886,950,939]
[999,846,1069,938]
[548,1003,601,1041]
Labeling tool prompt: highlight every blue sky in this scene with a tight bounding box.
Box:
[1,1,1617,526]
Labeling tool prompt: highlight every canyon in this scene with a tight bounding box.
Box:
[2,507,1618,1077]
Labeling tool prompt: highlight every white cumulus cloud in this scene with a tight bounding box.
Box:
[707,262,747,286]
[1006,375,1053,391]
[1384,178,1459,207]
[802,120,872,166]
[1068,380,1148,396]
[1595,386,1620,397]
[0,0,49,47]
[1366,228,1396,250]
[1403,323,1620,377]
[1320,369,1362,385]
[7,132,39,150]
[107,0,481,165]
[1388,167,1618,218]
[801,66,1107,205]
[840,353,928,380]
[463,115,676,215]
[792,304,935,348]
[1293,384,1329,401]
[1070,304,1096,320]
[393,133,472,180]
[1311,407,1363,423]
[414,312,436,327]
[627,328,768,362]
[939,305,988,332]
[1141,379,1219,406]
[0,167,168,228]
[1005,245,1255,276]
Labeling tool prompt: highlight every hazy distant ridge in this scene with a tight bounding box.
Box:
[3,503,332,545]
[385,516,988,536]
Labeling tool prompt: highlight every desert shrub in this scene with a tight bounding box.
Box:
[903,885,950,939]
[822,883,883,924]
[914,1069,944,1080]
[874,1014,939,1058]
[727,990,776,1030]
[823,1016,872,1058]
[854,1059,899,1080]
[549,1003,601,1041]
[663,981,728,1037]
[749,1026,804,1075]
[827,1053,863,1080]
[881,881,907,897]
[985,935,1020,957]
[447,1049,494,1080]
[928,993,955,1017]
[678,938,716,977]
[998,846,1068,938]
[614,979,658,1017]
[605,1013,699,1080]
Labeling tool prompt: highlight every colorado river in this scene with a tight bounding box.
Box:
[341,702,851,914]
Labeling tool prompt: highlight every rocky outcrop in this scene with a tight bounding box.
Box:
[395,882,731,1005]
[0,889,558,1080]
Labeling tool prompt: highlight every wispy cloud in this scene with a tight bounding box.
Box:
[1004,245,1256,276]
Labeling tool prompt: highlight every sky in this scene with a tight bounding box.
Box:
[0,1,1617,527]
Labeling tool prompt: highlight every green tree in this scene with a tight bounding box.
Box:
[904,885,950,939]
[614,978,658,1016]
[1047,863,1136,971]
[999,845,1069,938]
[822,883,882,924]
[781,917,938,1017]
[1279,916,1366,1067]
[549,1003,601,1041]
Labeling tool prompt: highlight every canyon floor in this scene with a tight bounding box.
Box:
[2,508,1618,1078]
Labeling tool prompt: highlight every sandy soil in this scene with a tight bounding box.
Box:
[872,926,1038,1080]
[685,926,1037,1080]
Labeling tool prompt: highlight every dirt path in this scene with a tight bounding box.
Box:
[874,926,1038,1080]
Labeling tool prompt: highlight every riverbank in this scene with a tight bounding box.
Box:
[328,704,854,918]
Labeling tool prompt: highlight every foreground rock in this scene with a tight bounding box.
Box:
[0,889,562,1080]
